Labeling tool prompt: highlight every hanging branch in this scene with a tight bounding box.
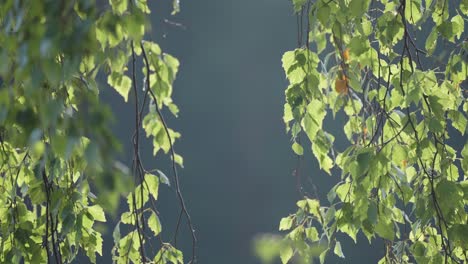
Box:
[269,0,468,263]
[140,42,197,264]
[130,41,148,263]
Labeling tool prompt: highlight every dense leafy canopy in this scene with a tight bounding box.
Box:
[256,0,467,263]
[0,0,194,263]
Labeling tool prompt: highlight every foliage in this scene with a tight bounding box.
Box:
[0,0,195,263]
[257,0,468,263]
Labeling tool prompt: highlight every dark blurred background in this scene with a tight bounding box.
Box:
[99,0,384,263]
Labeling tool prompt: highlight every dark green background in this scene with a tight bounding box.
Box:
[100,0,383,263]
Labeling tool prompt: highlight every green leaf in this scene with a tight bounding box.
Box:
[28,180,46,204]
[148,211,162,236]
[437,15,464,42]
[119,231,140,262]
[110,0,128,14]
[302,99,326,141]
[292,0,307,12]
[145,173,160,200]
[377,12,404,45]
[282,51,296,74]
[361,18,373,36]
[292,142,304,155]
[253,235,283,263]
[170,247,184,263]
[375,216,394,240]
[279,216,294,231]
[157,169,171,186]
[425,27,438,55]
[113,222,121,245]
[339,223,358,243]
[108,72,132,102]
[367,200,377,225]
[94,232,104,256]
[312,132,334,174]
[284,103,294,126]
[404,1,422,24]
[428,116,444,133]
[460,180,468,199]
[333,241,345,258]
[306,199,321,219]
[280,245,293,264]
[316,3,331,26]
[305,227,319,241]
[127,184,149,210]
[336,182,351,202]
[462,0,468,13]
[172,0,181,14]
[121,211,134,225]
[448,110,467,135]
[61,204,76,235]
[451,15,464,40]
[135,0,150,13]
[349,36,370,56]
[319,249,329,264]
[312,144,333,175]
[87,205,106,222]
[143,41,161,55]
[435,180,463,215]
[123,14,145,42]
[352,148,373,178]
[348,0,370,18]
[288,226,305,241]
[410,241,426,257]
[448,224,468,249]
[174,153,184,167]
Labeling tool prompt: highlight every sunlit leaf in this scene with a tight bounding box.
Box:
[148,211,162,236]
